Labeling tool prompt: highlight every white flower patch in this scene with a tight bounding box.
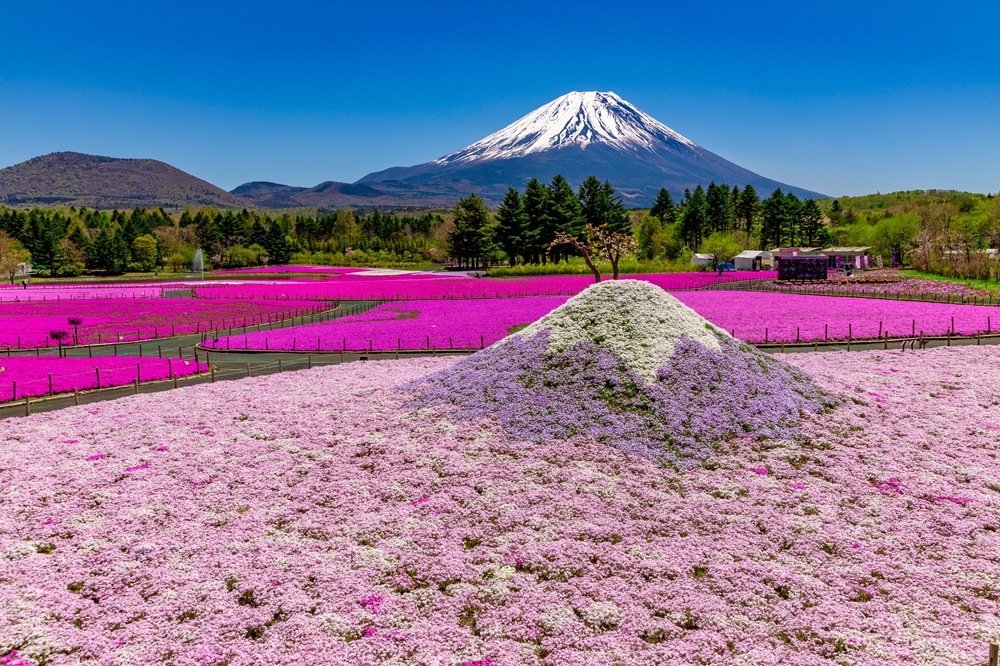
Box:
[540,604,580,635]
[503,279,726,383]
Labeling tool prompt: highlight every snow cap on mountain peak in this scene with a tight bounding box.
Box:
[435,91,698,165]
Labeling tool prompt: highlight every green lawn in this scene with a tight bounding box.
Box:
[901,269,1000,292]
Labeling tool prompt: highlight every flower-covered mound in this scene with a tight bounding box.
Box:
[407,281,833,465]
[1,348,999,665]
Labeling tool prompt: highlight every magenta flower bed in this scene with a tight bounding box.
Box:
[201,298,567,351]
[674,291,999,341]
[0,348,997,664]
[771,271,997,301]
[212,265,372,275]
[192,272,774,302]
[0,356,207,402]
[0,299,327,349]
[202,291,1000,352]
[0,284,179,302]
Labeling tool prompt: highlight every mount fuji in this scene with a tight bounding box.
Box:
[357,91,825,205]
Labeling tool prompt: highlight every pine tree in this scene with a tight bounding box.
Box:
[448,194,492,269]
[736,184,760,236]
[522,178,549,264]
[265,221,291,265]
[784,193,803,245]
[827,199,845,226]
[248,219,268,248]
[545,175,583,262]
[798,199,826,247]
[637,215,663,260]
[679,185,708,250]
[760,189,787,249]
[579,176,630,236]
[650,188,676,224]
[705,182,733,234]
[494,188,526,266]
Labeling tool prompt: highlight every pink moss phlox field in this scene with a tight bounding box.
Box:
[0,357,207,402]
[772,279,995,300]
[674,291,999,341]
[212,266,372,275]
[191,272,774,302]
[201,298,567,351]
[1,348,998,665]
[200,291,1000,351]
[773,269,997,300]
[0,299,324,348]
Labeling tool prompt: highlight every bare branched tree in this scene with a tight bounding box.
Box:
[590,225,638,280]
[549,224,638,282]
[549,228,602,283]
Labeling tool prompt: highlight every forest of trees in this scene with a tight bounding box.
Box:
[818,190,1000,280]
[2,181,998,282]
[636,183,828,263]
[0,206,447,276]
[446,175,632,269]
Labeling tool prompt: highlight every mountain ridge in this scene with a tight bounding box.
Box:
[0,93,826,210]
[0,152,251,209]
[359,91,826,203]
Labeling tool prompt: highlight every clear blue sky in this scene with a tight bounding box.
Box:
[2,0,998,197]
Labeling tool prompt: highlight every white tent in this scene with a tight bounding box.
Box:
[691,253,714,267]
[733,250,773,271]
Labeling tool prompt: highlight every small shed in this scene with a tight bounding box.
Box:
[821,247,874,270]
[691,253,714,267]
[733,250,773,271]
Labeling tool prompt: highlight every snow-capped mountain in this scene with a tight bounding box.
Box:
[357,91,826,205]
[434,91,696,164]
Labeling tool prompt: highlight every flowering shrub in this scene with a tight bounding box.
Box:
[0,347,997,664]
[406,282,832,466]
[0,357,207,402]
[0,299,324,348]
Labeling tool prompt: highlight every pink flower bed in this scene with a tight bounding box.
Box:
[674,291,999,342]
[201,292,1000,352]
[0,356,207,402]
[212,265,372,275]
[0,347,998,665]
[770,269,997,302]
[0,285,178,302]
[201,298,567,351]
[191,272,774,302]
[0,299,327,349]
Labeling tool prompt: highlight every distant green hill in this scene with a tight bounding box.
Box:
[819,189,986,216]
[0,152,251,210]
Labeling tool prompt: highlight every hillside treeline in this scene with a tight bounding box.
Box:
[0,206,447,275]
[819,190,1000,280]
